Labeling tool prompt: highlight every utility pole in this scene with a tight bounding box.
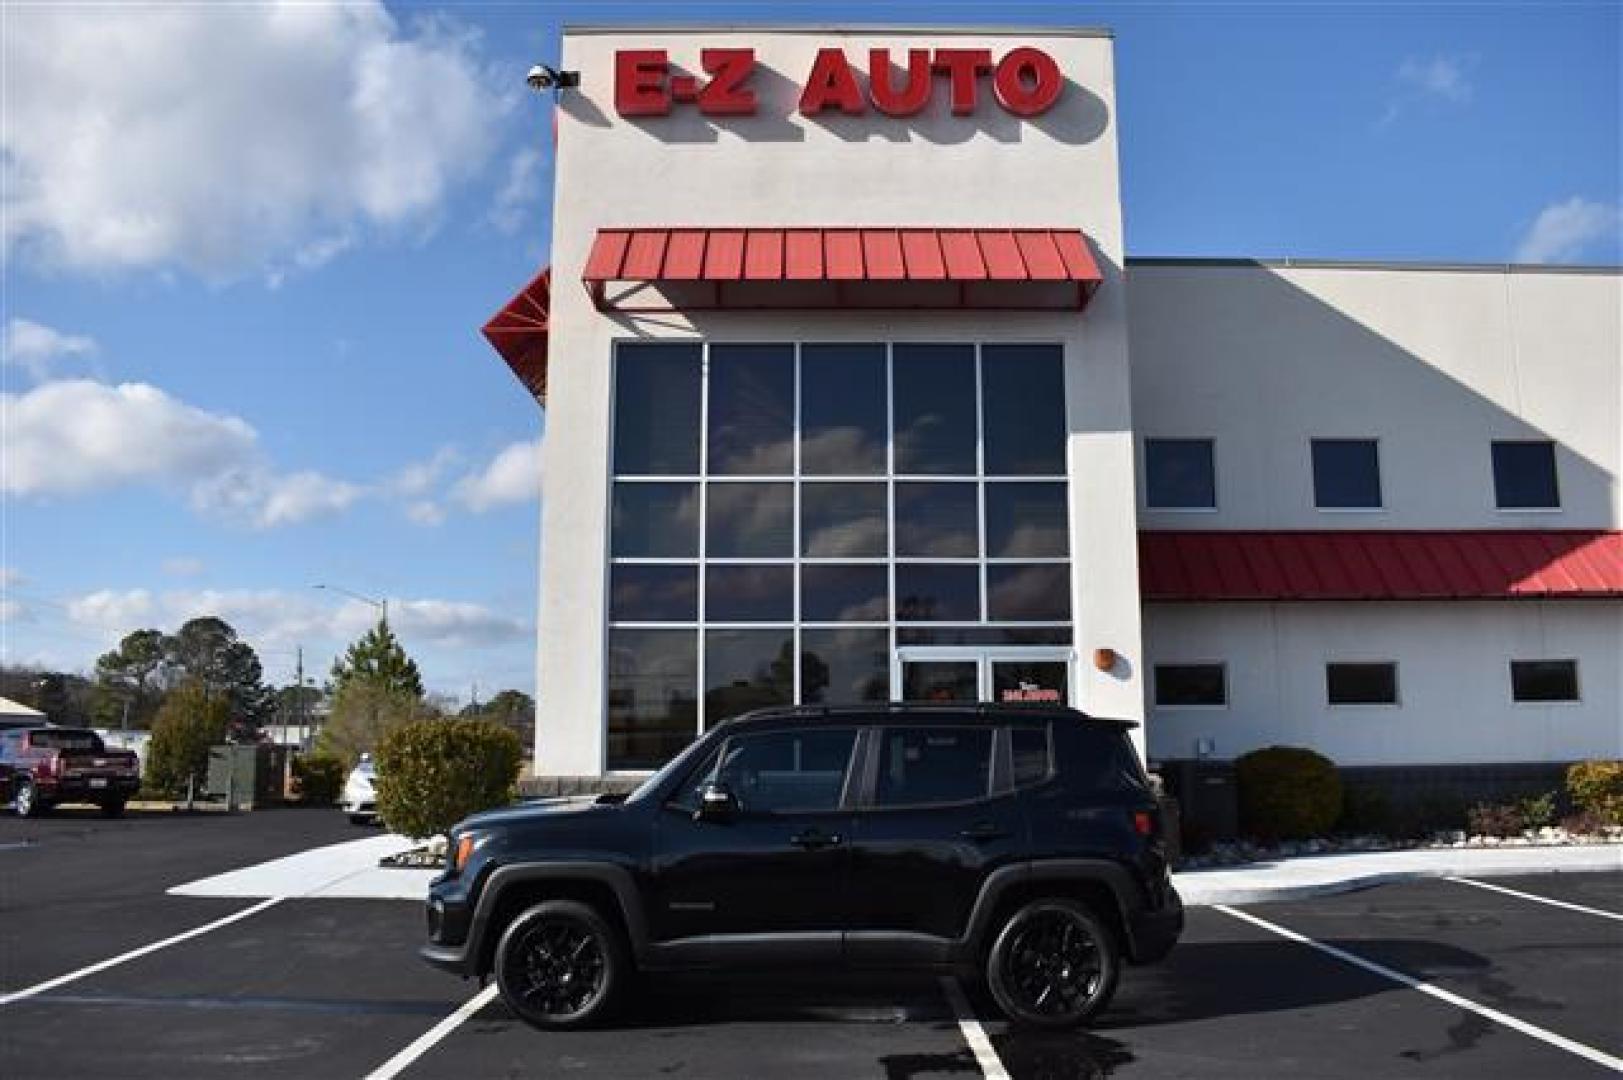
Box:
[295,647,307,750]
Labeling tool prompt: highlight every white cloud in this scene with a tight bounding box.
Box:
[0,599,26,623]
[1396,55,1472,103]
[391,599,527,647]
[2,379,258,496]
[453,438,542,511]
[406,500,447,526]
[1515,197,1623,264]
[488,147,546,234]
[3,318,98,381]
[389,445,461,498]
[0,567,22,588]
[162,557,206,578]
[66,588,156,629]
[2,4,509,279]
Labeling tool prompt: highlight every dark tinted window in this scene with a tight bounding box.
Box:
[895,482,977,557]
[801,565,888,622]
[706,483,792,557]
[1510,660,1579,702]
[985,482,1068,557]
[1327,663,1398,705]
[1012,726,1051,786]
[801,344,886,475]
[27,729,104,751]
[607,630,697,770]
[614,343,701,475]
[898,626,1072,646]
[801,628,890,704]
[800,482,886,557]
[987,564,1071,622]
[1154,664,1226,707]
[612,482,698,557]
[704,629,794,724]
[1312,439,1382,509]
[1054,724,1147,792]
[895,564,980,622]
[893,344,976,474]
[610,564,697,622]
[705,565,793,622]
[1493,441,1560,509]
[714,728,857,813]
[1145,439,1215,510]
[876,727,993,806]
[707,344,794,475]
[982,344,1065,475]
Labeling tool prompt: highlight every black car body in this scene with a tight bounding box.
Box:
[421,704,1182,1028]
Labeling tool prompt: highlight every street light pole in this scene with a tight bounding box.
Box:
[313,583,388,627]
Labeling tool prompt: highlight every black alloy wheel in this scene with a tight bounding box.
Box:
[494,900,625,1030]
[986,899,1119,1028]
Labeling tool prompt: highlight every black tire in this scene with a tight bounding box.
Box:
[494,900,627,1030]
[100,798,127,818]
[348,814,371,826]
[15,778,47,818]
[985,898,1120,1029]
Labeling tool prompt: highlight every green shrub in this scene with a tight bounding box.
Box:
[1235,746,1343,841]
[1516,791,1558,830]
[1566,760,1623,825]
[374,717,523,838]
[1337,784,1394,836]
[291,752,346,806]
[144,680,230,796]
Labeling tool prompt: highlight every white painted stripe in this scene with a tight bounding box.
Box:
[939,976,1011,1080]
[0,897,282,1007]
[1446,876,1623,922]
[362,983,499,1080]
[1215,904,1623,1073]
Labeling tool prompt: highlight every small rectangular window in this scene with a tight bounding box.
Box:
[610,564,697,622]
[1492,441,1560,509]
[1011,726,1051,786]
[1510,660,1579,703]
[1327,662,1398,705]
[613,343,702,476]
[1145,439,1215,510]
[1312,439,1382,509]
[876,727,994,807]
[1154,664,1226,707]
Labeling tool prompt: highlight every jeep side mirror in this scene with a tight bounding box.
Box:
[695,782,738,823]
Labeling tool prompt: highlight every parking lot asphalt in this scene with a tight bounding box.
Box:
[1,811,1619,1080]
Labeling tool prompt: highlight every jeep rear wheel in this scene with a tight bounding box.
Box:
[494,900,626,1030]
[986,898,1119,1028]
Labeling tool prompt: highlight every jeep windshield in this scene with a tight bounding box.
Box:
[623,735,713,804]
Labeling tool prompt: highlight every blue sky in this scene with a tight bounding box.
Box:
[3,1,1618,701]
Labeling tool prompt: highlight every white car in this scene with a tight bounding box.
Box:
[342,754,379,825]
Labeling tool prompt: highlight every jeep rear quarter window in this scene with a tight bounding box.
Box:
[1011,725,1052,786]
[1055,723,1149,793]
[875,727,994,807]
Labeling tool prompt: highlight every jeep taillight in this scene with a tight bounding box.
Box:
[1132,810,1155,837]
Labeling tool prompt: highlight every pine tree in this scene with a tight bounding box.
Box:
[330,620,424,699]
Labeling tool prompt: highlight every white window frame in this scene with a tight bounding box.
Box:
[1508,658,1582,706]
[1325,660,1402,708]
[1490,439,1563,514]
[1151,661,1230,710]
[1310,436,1385,513]
[1142,436,1218,513]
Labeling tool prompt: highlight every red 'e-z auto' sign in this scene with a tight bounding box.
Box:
[614,47,1064,119]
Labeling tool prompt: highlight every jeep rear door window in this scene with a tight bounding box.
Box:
[713,729,857,814]
[875,727,993,806]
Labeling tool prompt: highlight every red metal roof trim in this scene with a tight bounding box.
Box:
[482,267,551,403]
[581,227,1103,312]
[1139,531,1623,601]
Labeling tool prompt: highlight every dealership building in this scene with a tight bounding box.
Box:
[483,26,1621,788]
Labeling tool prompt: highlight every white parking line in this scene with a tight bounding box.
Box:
[1446,876,1623,922]
[361,983,499,1080]
[0,897,282,1007]
[939,976,1011,1080]
[1215,904,1623,1073]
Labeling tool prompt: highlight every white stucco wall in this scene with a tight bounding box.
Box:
[538,27,1141,775]
[1143,601,1623,766]
[1128,262,1621,530]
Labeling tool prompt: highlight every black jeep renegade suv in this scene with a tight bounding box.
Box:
[420,704,1183,1029]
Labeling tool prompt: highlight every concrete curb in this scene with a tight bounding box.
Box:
[1172,843,1622,906]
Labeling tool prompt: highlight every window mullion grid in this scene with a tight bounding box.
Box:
[886,342,898,697]
[974,343,987,624]
[695,342,710,736]
[792,342,802,706]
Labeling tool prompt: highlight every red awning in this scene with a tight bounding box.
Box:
[482,267,550,402]
[1139,530,1623,602]
[582,227,1102,313]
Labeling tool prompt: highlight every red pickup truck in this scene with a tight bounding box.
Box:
[1,727,141,818]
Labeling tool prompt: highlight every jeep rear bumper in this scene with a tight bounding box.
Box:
[1127,885,1184,963]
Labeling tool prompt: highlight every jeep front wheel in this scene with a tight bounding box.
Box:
[986,898,1119,1028]
[494,900,626,1030]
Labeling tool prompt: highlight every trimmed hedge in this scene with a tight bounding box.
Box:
[291,752,346,806]
[1236,746,1343,841]
[374,718,523,838]
[1566,760,1623,825]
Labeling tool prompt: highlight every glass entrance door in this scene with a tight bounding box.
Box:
[895,649,1073,706]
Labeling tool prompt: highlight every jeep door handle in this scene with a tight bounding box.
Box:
[959,823,1012,842]
[789,829,843,850]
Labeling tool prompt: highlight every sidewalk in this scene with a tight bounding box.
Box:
[170,832,1622,905]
